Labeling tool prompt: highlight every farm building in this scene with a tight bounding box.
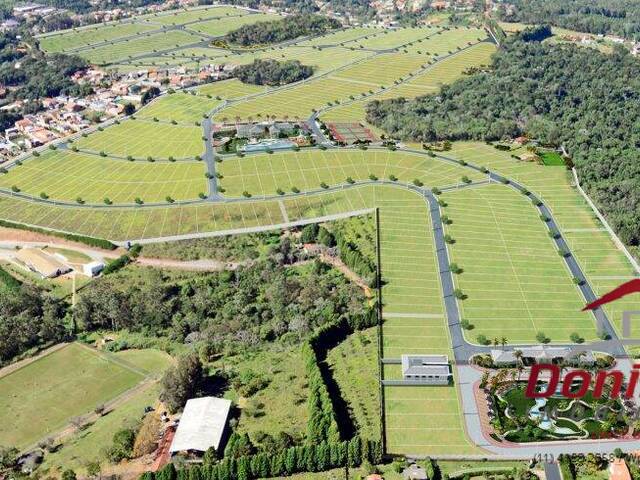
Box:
[169,397,231,456]
[16,248,71,278]
[401,355,451,384]
[490,346,595,367]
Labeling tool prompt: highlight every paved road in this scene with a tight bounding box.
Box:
[544,461,562,480]
[202,118,221,199]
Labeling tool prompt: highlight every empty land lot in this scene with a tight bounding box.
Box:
[218,149,484,197]
[0,150,206,204]
[0,343,147,449]
[74,120,204,159]
[375,188,480,456]
[443,184,598,343]
[136,91,222,123]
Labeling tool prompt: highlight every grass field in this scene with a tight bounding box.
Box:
[38,22,159,53]
[144,6,248,26]
[446,142,639,338]
[326,327,380,441]
[196,78,267,99]
[75,120,204,159]
[375,187,480,456]
[320,42,496,123]
[78,30,206,64]
[443,184,598,343]
[41,384,161,473]
[137,91,222,123]
[218,149,484,197]
[0,150,206,204]
[0,343,148,449]
[218,347,309,442]
[188,12,280,37]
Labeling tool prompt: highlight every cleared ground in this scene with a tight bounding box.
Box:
[74,120,204,159]
[446,142,639,338]
[218,149,484,197]
[443,184,598,343]
[0,343,147,449]
[188,13,280,37]
[375,187,480,456]
[0,150,206,204]
[137,91,222,123]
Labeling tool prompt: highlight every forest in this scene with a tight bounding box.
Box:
[366,28,640,246]
[0,32,88,119]
[75,239,367,355]
[234,59,313,86]
[496,0,640,37]
[224,14,341,46]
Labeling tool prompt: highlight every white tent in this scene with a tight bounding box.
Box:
[169,397,231,454]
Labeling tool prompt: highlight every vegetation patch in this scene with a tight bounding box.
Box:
[234,59,313,86]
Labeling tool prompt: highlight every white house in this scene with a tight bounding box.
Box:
[83,261,105,277]
[401,355,451,385]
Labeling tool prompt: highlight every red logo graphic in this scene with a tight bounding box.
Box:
[583,278,640,311]
[524,279,640,400]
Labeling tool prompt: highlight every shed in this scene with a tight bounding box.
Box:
[169,397,231,455]
[83,261,105,277]
[16,248,71,278]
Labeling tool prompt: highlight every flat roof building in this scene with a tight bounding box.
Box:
[401,355,451,385]
[16,248,71,278]
[169,397,231,456]
[490,346,595,366]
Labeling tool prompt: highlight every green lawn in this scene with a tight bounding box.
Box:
[189,12,280,37]
[326,327,380,441]
[74,120,204,160]
[218,149,483,197]
[539,150,565,166]
[137,91,222,123]
[78,30,206,64]
[443,184,598,343]
[41,384,161,474]
[0,343,147,449]
[38,22,159,53]
[0,150,206,204]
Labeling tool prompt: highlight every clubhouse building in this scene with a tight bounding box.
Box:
[490,346,595,367]
[401,354,452,384]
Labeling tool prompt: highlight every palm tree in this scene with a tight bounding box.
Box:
[501,337,508,349]
[493,337,500,347]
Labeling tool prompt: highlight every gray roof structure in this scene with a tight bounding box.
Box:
[169,397,231,454]
[401,355,451,377]
[490,346,595,364]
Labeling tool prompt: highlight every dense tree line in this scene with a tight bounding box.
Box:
[143,435,381,480]
[234,59,313,86]
[304,310,377,444]
[76,249,366,354]
[496,0,640,38]
[0,284,66,363]
[224,14,340,46]
[366,31,640,246]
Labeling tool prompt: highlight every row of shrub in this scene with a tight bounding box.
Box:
[304,309,378,444]
[0,219,116,250]
[147,436,382,480]
[335,234,377,288]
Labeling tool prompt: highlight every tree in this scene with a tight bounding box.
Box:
[317,227,335,247]
[62,469,77,480]
[203,446,217,465]
[301,223,319,243]
[123,103,135,115]
[160,352,203,413]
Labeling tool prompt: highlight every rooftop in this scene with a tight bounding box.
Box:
[169,397,231,454]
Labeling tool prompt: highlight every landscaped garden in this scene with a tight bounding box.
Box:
[489,380,630,442]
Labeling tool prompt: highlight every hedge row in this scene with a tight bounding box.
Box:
[304,309,378,443]
[335,236,377,288]
[0,219,116,250]
[147,437,382,480]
